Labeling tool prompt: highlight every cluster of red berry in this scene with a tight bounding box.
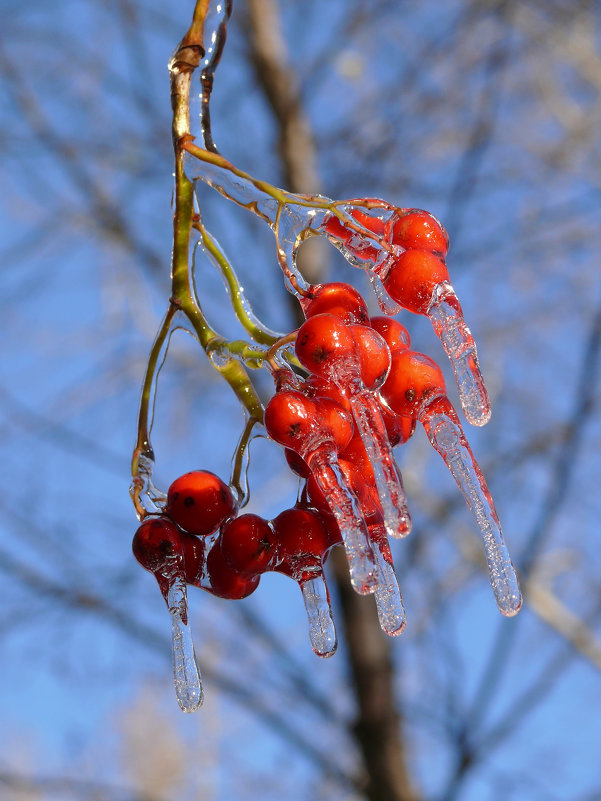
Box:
[132,201,521,710]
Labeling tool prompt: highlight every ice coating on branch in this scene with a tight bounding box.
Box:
[166,576,204,712]
[132,452,168,516]
[371,531,407,636]
[185,153,329,297]
[300,575,338,657]
[428,283,491,427]
[420,399,521,616]
[307,449,377,594]
[351,393,412,538]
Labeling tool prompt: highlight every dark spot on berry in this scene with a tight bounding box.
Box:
[220,488,228,503]
[313,346,328,363]
[405,389,416,402]
[172,492,179,502]
[159,540,174,556]
[299,333,309,347]
[184,496,195,507]
[289,422,301,438]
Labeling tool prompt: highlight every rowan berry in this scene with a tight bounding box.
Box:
[264,391,320,453]
[205,542,260,599]
[380,350,446,418]
[350,324,391,391]
[272,506,331,581]
[370,316,411,353]
[382,249,450,316]
[219,513,277,576]
[378,399,415,446]
[295,313,360,390]
[132,516,184,575]
[166,470,237,537]
[391,210,449,257]
[284,448,311,478]
[302,282,370,325]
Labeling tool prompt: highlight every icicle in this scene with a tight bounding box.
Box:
[350,392,412,538]
[427,283,491,427]
[307,448,377,595]
[166,575,204,712]
[368,270,403,315]
[420,399,521,616]
[370,530,406,636]
[300,574,338,657]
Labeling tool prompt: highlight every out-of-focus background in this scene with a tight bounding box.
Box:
[1,1,600,799]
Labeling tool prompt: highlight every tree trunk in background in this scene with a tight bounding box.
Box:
[245,2,421,798]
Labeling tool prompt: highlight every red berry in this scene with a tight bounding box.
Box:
[302,374,352,411]
[383,249,450,315]
[314,396,354,452]
[132,516,184,574]
[205,543,260,600]
[166,470,236,537]
[272,506,331,581]
[391,210,449,256]
[370,316,411,353]
[378,398,415,446]
[350,324,391,390]
[285,448,312,478]
[264,391,321,453]
[380,349,446,418]
[219,514,277,576]
[302,282,370,325]
[295,314,360,390]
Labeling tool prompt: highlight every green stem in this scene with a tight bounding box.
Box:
[194,220,281,346]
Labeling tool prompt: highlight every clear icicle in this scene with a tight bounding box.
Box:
[166,575,204,712]
[350,393,412,538]
[427,283,491,427]
[300,574,337,657]
[420,399,522,617]
[307,448,377,595]
[370,531,406,636]
[368,269,403,315]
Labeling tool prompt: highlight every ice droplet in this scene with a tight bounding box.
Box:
[427,283,491,427]
[350,393,412,538]
[306,448,377,595]
[166,576,204,712]
[420,399,522,616]
[300,574,337,657]
[371,531,406,636]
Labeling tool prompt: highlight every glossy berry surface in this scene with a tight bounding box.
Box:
[206,542,260,600]
[381,350,446,418]
[219,513,277,576]
[383,249,450,315]
[302,282,370,325]
[391,210,449,256]
[295,314,359,388]
[350,324,391,391]
[264,391,321,453]
[370,316,411,353]
[272,506,331,581]
[166,470,236,537]
[132,516,184,574]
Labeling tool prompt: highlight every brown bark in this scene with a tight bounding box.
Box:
[244,1,421,797]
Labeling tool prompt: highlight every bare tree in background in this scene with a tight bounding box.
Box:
[1,1,600,800]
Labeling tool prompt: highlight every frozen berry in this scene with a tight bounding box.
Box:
[381,349,446,418]
[205,542,260,600]
[219,514,277,576]
[272,506,331,581]
[166,470,236,537]
[302,282,370,325]
[350,324,391,390]
[383,249,449,315]
[370,316,411,353]
[391,210,449,257]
